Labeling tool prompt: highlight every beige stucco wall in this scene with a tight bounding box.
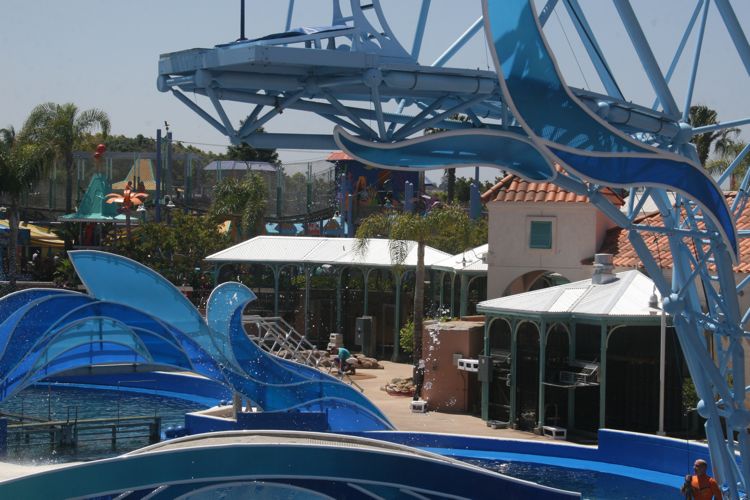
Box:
[486,201,617,298]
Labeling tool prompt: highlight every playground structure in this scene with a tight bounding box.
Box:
[158,0,750,495]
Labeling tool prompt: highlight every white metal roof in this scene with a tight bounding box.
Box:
[205,235,452,268]
[431,244,489,274]
[477,270,664,319]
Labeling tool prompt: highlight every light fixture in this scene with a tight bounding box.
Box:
[166,199,176,209]
[648,286,659,309]
[137,204,146,212]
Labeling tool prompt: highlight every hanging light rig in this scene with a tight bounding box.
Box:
[238,0,247,41]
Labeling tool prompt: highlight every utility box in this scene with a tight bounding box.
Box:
[355,316,375,357]
[478,355,493,383]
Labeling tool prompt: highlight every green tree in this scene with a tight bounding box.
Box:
[208,172,268,242]
[688,105,739,166]
[105,211,229,289]
[426,114,471,203]
[355,204,484,361]
[0,126,51,287]
[18,103,110,214]
[706,141,750,190]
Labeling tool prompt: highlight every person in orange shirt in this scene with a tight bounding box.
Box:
[681,459,721,499]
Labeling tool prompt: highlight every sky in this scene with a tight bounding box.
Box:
[2,0,749,183]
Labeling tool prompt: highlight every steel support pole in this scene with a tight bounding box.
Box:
[482,319,491,421]
[599,323,607,428]
[613,0,680,117]
[273,266,280,316]
[336,268,343,333]
[155,129,162,223]
[538,321,547,432]
[510,320,518,428]
[657,307,666,436]
[568,322,576,430]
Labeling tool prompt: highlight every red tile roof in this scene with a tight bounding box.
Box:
[481,173,624,205]
[597,193,750,273]
[327,151,354,161]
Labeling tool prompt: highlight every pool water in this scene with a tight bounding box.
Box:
[0,385,207,463]
[463,459,680,499]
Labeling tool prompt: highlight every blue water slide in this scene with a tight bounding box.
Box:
[336,0,736,257]
[334,128,554,181]
[483,0,735,255]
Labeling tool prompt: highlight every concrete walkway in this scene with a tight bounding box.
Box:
[348,361,547,440]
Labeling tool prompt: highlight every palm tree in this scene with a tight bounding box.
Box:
[355,204,480,361]
[18,103,110,214]
[688,105,739,166]
[0,126,51,287]
[706,141,750,190]
[208,172,268,242]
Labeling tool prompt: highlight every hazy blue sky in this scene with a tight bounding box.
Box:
[2,1,749,180]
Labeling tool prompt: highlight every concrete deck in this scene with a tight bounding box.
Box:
[346,361,546,440]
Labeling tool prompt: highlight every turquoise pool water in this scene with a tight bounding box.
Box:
[0,385,207,463]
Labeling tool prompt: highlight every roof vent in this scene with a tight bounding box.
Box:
[592,253,616,285]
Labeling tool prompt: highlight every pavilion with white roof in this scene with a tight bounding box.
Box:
[475,260,685,439]
[206,235,452,359]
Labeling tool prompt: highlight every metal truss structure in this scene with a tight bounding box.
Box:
[159,0,750,495]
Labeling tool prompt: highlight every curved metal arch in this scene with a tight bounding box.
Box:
[546,321,572,346]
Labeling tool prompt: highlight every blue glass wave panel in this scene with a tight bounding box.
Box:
[68,251,234,364]
[2,343,149,400]
[334,128,554,181]
[0,289,77,326]
[225,304,392,426]
[206,282,257,365]
[0,295,95,376]
[27,320,152,373]
[483,0,736,254]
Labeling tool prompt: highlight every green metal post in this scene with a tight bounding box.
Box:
[449,274,456,318]
[276,166,283,218]
[273,266,281,316]
[510,319,518,428]
[438,272,445,309]
[336,268,343,333]
[363,268,371,316]
[599,323,608,428]
[304,265,311,337]
[568,322,576,430]
[459,273,469,318]
[481,318,491,421]
[538,320,547,432]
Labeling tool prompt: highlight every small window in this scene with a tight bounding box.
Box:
[529,220,552,249]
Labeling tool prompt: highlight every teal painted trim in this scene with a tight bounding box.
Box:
[568,322,576,430]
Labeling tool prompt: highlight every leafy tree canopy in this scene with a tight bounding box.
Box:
[105,212,230,288]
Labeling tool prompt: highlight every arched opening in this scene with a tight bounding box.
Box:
[515,321,540,431]
[503,270,570,296]
[573,323,601,435]
[466,275,487,316]
[488,318,511,423]
[604,324,685,434]
[543,323,570,429]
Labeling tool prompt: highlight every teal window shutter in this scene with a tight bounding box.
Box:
[529,221,552,249]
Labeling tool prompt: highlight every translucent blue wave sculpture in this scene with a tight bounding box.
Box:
[335,0,736,256]
[0,251,393,432]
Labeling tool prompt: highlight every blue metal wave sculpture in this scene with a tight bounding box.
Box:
[335,0,736,257]
[0,251,393,432]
